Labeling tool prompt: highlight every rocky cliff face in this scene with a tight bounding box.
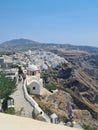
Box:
[41,49,98,129]
[1,39,98,128]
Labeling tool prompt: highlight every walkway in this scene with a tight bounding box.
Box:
[11,81,33,118]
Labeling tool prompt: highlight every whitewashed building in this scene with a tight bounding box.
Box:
[0,55,13,68]
[4,69,18,84]
[50,113,58,124]
[26,64,43,95]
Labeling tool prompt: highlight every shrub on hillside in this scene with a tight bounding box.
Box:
[5,107,15,115]
[27,86,30,93]
[82,124,97,130]
[44,83,57,91]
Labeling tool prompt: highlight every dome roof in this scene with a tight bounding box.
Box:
[27,64,38,71]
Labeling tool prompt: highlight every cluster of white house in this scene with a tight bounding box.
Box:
[12,50,68,70]
[26,50,68,70]
[0,50,68,96]
[0,50,68,70]
[0,52,84,128]
[0,55,56,122]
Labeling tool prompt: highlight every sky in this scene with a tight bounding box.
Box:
[0,0,98,47]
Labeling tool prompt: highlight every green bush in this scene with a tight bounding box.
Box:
[2,97,8,111]
[27,86,30,93]
[5,107,15,115]
[82,124,97,130]
[44,83,57,91]
[18,66,23,75]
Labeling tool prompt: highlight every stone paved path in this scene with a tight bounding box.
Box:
[11,81,33,118]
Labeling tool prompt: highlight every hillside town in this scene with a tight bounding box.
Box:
[0,50,85,129]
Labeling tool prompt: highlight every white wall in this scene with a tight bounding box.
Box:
[23,80,50,122]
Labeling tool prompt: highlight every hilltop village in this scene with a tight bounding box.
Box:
[0,50,67,98]
[0,50,85,129]
[0,51,64,118]
[0,50,97,129]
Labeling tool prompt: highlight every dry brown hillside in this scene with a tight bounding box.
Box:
[39,49,98,129]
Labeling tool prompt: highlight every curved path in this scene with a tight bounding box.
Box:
[12,81,33,118]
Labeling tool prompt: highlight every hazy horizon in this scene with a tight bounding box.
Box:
[0,0,98,47]
[0,38,98,48]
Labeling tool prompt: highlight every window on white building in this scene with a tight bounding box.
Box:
[33,87,36,90]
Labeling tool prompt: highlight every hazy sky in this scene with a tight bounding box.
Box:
[0,0,98,47]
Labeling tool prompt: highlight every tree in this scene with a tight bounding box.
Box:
[18,66,23,75]
[0,72,16,99]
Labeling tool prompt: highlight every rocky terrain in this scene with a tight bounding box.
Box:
[0,39,98,128]
[37,60,98,128]
[41,48,98,129]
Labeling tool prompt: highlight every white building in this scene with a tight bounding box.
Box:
[26,64,43,95]
[4,69,18,84]
[29,79,43,95]
[50,113,58,124]
[0,55,13,68]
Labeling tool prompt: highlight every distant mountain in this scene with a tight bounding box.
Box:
[0,38,98,52]
[75,45,98,53]
[0,38,40,48]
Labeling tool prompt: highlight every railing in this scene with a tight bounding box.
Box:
[23,80,50,122]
